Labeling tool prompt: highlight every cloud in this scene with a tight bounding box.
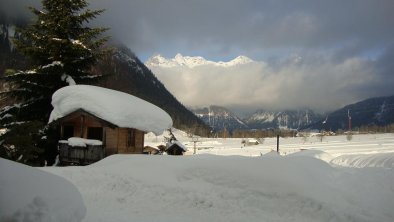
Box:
[4,0,394,58]
[149,53,391,113]
[85,0,394,60]
[0,0,39,23]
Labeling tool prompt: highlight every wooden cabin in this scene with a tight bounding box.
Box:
[49,85,173,165]
[56,109,145,164]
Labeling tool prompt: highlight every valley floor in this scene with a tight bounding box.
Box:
[147,131,394,167]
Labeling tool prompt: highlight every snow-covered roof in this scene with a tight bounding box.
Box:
[49,85,173,135]
[166,140,188,152]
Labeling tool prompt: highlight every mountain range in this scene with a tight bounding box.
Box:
[147,54,394,133]
[192,95,394,133]
[244,109,323,130]
[145,54,255,68]
[191,106,323,132]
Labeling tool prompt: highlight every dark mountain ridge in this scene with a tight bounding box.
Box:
[306,95,394,131]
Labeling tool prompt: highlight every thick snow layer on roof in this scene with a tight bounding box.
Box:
[49,85,172,135]
[0,158,86,222]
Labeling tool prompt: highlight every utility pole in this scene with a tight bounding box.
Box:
[276,134,280,153]
[192,137,199,154]
[348,109,352,131]
[208,106,211,127]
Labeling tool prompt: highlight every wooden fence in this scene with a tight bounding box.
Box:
[59,142,104,165]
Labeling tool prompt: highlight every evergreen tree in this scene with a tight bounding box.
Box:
[0,121,44,166]
[0,0,109,165]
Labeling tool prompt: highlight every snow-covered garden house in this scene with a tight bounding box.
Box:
[166,141,187,155]
[49,85,172,165]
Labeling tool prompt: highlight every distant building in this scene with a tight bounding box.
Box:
[166,141,187,155]
[164,128,187,155]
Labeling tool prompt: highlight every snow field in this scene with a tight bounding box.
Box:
[2,132,394,222]
[41,154,394,222]
[146,131,394,168]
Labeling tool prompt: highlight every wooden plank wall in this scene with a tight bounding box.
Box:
[117,128,128,153]
[105,127,118,155]
[62,115,102,138]
[135,130,144,153]
[61,113,146,156]
[104,128,145,155]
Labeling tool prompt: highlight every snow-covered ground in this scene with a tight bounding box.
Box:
[146,130,394,168]
[1,132,394,222]
[0,158,86,222]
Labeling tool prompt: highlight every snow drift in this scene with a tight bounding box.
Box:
[330,152,394,169]
[0,158,86,222]
[288,149,334,162]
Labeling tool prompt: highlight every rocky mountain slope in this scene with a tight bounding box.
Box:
[244,109,323,130]
[192,106,248,132]
[192,105,323,131]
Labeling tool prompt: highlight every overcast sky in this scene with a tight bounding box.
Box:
[2,0,394,114]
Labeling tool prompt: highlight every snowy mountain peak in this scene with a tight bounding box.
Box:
[145,54,256,68]
[173,53,209,67]
[174,53,185,64]
[229,55,254,65]
[145,54,176,68]
[174,53,185,60]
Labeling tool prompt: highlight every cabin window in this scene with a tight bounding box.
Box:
[63,125,74,139]
[87,127,103,141]
[127,129,135,147]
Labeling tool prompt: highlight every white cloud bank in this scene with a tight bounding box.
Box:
[148,53,392,113]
